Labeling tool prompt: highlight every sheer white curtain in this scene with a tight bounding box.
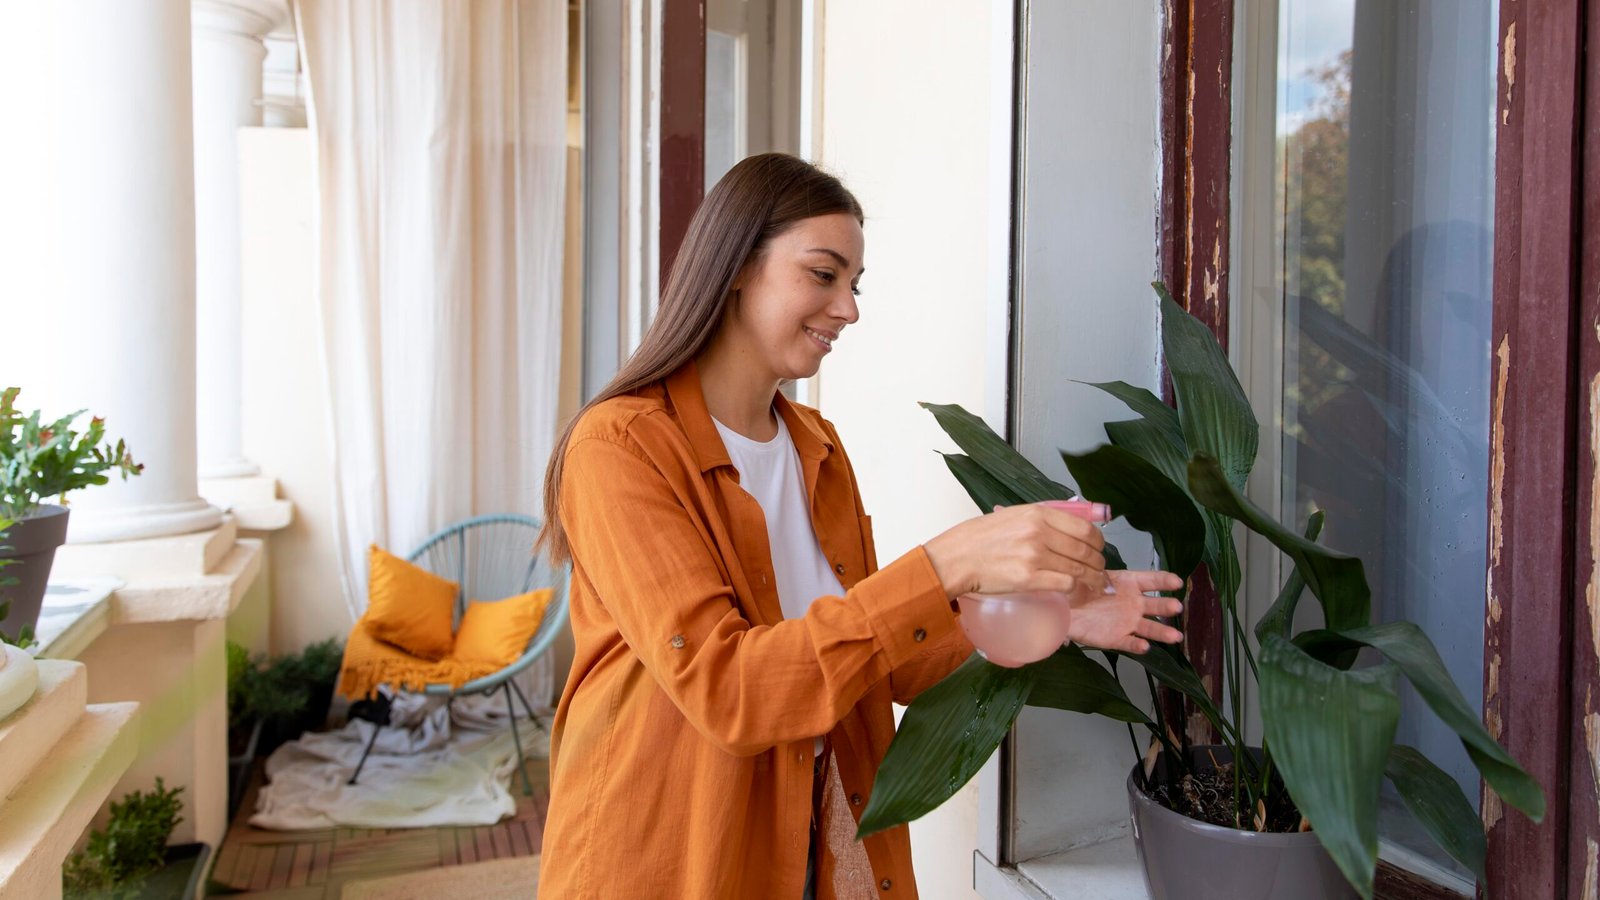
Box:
[297,1,567,703]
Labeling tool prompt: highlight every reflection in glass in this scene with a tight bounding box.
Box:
[1275,0,1498,879]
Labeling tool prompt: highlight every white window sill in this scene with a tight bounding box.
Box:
[975,835,1148,900]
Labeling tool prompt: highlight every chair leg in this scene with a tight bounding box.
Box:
[504,682,534,797]
[349,721,382,785]
[508,679,544,733]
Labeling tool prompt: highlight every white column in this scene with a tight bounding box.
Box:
[261,28,308,128]
[192,0,287,479]
[0,0,223,544]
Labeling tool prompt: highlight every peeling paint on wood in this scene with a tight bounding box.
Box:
[1502,21,1517,126]
[1586,839,1598,900]
[1585,706,1600,803]
[1488,335,1509,626]
[1591,363,1600,664]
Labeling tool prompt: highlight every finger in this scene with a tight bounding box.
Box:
[1141,596,1184,618]
[1039,529,1107,572]
[1020,571,1079,596]
[1113,570,1186,593]
[1036,507,1107,550]
[1136,619,1184,644]
[1078,569,1110,596]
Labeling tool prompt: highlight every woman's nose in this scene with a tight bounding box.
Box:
[832,288,860,325]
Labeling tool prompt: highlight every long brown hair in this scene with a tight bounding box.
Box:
[538,153,864,564]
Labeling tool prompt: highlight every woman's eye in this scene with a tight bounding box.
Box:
[851,285,862,296]
[813,270,835,284]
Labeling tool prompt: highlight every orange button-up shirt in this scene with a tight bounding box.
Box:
[538,361,974,899]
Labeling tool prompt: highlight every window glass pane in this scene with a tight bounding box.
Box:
[705,29,744,187]
[1275,0,1497,878]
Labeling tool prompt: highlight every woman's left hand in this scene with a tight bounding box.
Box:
[1065,570,1185,654]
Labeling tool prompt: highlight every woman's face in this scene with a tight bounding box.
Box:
[721,212,865,382]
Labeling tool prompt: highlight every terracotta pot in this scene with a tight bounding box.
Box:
[0,505,69,641]
[1128,745,1356,900]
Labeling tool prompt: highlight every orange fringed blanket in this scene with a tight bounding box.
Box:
[337,623,501,701]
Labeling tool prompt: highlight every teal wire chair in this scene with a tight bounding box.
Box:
[347,514,569,795]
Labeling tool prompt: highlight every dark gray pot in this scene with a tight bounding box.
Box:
[1128,746,1356,900]
[0,505,70,640]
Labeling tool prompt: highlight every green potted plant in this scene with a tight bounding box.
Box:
[0,388,142,641]
[859,285,1544,898]
[64,778,209,900]
[0,517,41,721]
[235,638,344,758]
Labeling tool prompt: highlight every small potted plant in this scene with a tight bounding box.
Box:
[0,517,40,721]
[0,387,142,641]
[859,284,1544,899]
[64,778,209,900]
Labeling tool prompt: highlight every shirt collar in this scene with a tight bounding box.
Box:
[665,360,834,473]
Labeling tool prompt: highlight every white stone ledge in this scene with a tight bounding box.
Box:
[53,519,239,582]
[975,836,1147,900]
[199,475,294,532]
[0,661,86,805]
[233,499,293,532]
[112,538,265,624]
[0,701,139,900]
[35,579,120,661]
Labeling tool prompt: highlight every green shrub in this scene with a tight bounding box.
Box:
[64,778,184,895]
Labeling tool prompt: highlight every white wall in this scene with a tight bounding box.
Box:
[815,3,1010,897]
[238,128,352,654]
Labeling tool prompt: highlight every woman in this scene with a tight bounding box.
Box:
[536,154,1183,899]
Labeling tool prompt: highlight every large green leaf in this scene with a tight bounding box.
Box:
[920,403,1071,503]
[1027,643,1152,724]
[1189,453,1371,632]
[1291,628,1364,671]
[1254,509,1326,644]
[1107,416,1222,567]
[940,453,1028,513]
[1061,444,1205,582]
[1259,635,1400,900]
[1156,283,1259,491]
[1081,381,1185,450]
[1384,744,1487,883]
[1118,642,1228,740]
[1341,622,1545,821]
[857,655,1033,837]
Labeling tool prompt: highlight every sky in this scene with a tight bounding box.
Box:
[1276,0,1356,135]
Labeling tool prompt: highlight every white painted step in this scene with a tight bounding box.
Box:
[0,660,87,804]
[0,701,139,900]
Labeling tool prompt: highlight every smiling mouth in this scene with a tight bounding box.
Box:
[803,326,836,351]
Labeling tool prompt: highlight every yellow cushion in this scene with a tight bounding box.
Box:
[338,623,500,701]
[448,588,553,667]
[362,544,458,661]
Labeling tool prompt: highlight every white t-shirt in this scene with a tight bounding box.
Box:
[712,410,845,757]
[711,411,847,621]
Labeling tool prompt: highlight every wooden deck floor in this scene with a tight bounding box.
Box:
[208,755,549,899]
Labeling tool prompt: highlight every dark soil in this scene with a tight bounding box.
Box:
[1145,759,1304,833]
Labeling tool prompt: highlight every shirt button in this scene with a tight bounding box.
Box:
[850,793,863,806]
[913,628,927,643]
[670,634,686,649]
[835,562,846,575]
[880,878,893,891]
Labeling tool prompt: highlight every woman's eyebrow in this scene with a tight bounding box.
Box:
[806,248,865,277]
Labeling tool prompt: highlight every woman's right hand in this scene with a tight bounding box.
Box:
[922,502,1108,599]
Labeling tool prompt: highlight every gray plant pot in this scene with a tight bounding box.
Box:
[0,505,70,640]
[1128,746,1356,900]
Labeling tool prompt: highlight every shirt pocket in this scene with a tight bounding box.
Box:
[859,515,878,573]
